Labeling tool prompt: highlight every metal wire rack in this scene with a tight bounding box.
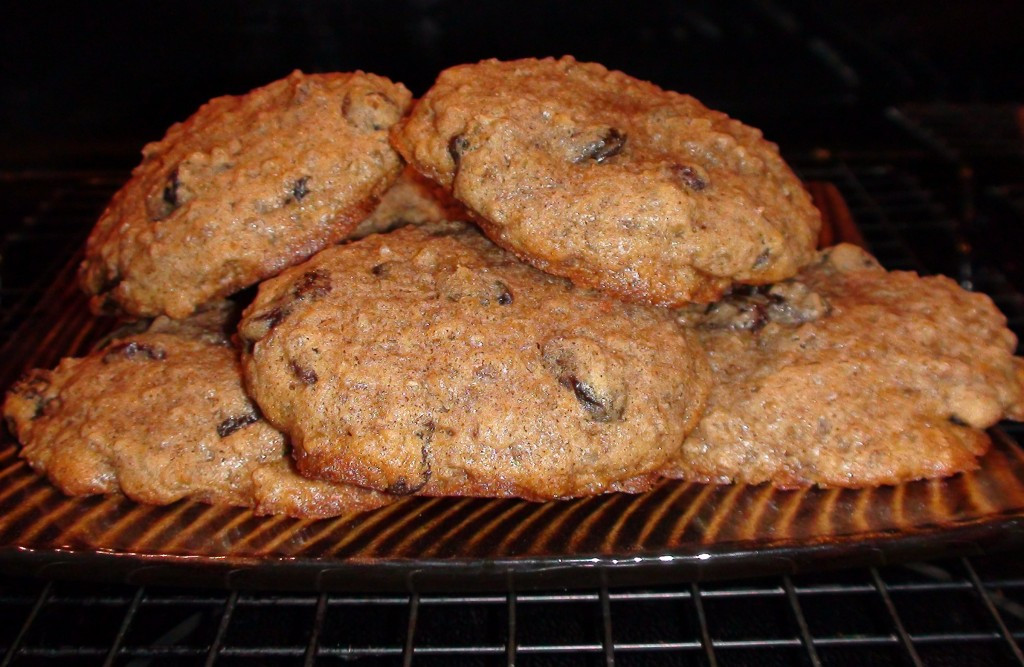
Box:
[3,129,1024,664]
[2,554,1024,665]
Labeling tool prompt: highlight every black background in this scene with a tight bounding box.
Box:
[2,0,1021,169]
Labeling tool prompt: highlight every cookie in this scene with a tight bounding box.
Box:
[2,306,393,518]
[238,222,710,500]
[348,165,469,240]
[664,244,1024,488]
[392,56,820,306]
[80,70,412,319]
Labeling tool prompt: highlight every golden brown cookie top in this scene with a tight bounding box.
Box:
[239,222,710,500]
[80,70,412,318]
[2,311,393,518]
[666,244,1024,488]
[393,56,821,306]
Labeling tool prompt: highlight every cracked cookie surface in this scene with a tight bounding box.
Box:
[2,304,393,518]
[80,70,412,318]
[239,222,710,500]
[664,244,1024,487]
[393,56,820,306]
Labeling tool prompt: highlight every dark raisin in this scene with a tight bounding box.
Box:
[371,263,390,277]
[416,420,436,443]
[448,134,469,167]
[102,341,167,363]
[240,307,287,345]
[290,361,318,385]
[293,269,332,300]
[384,441,432,495]
[217,412,260,438]
[162,168,181,209]
[261,308,286,328]
[748,305,769,332]
[385,478,416,495]
[559,375,624,422]
[674,164,708,191]
[576,128,626,163]
[495,281,514,306]
[543,339,627,423]
[701,296,769,331]
[292,177,310,202]
[148,167,186,221]
[479,280,514,306]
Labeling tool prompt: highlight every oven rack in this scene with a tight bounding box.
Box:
[2,554,1024,666]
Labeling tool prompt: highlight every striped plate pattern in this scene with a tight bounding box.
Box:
[2,433,1023,562]
[1,186,1023,588]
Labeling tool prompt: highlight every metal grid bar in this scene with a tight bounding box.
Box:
[599,579,615,666]
[507,580,518,666]
[963,557,1024,665]
[101,585,144,667]
[205,590,238,666]
[1,581,51,667]
[691,583,719,666]
[2,569,1024,662]
[303,592,328,666]
[871,568,924,666]
[783,575,822,666]
[403,593,420,667]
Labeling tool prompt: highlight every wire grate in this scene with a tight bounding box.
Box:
[3,559,1024,664]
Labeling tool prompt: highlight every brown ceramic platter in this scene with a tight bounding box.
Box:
[2,183,1024,592]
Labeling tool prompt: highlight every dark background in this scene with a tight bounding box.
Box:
[1,0,1021,169]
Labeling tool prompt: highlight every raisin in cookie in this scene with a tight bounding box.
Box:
[392,57,820,306]
[2,306,393,518]
[664,244,1024,488]
[239,222,710,500]
[80,70,412,318]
